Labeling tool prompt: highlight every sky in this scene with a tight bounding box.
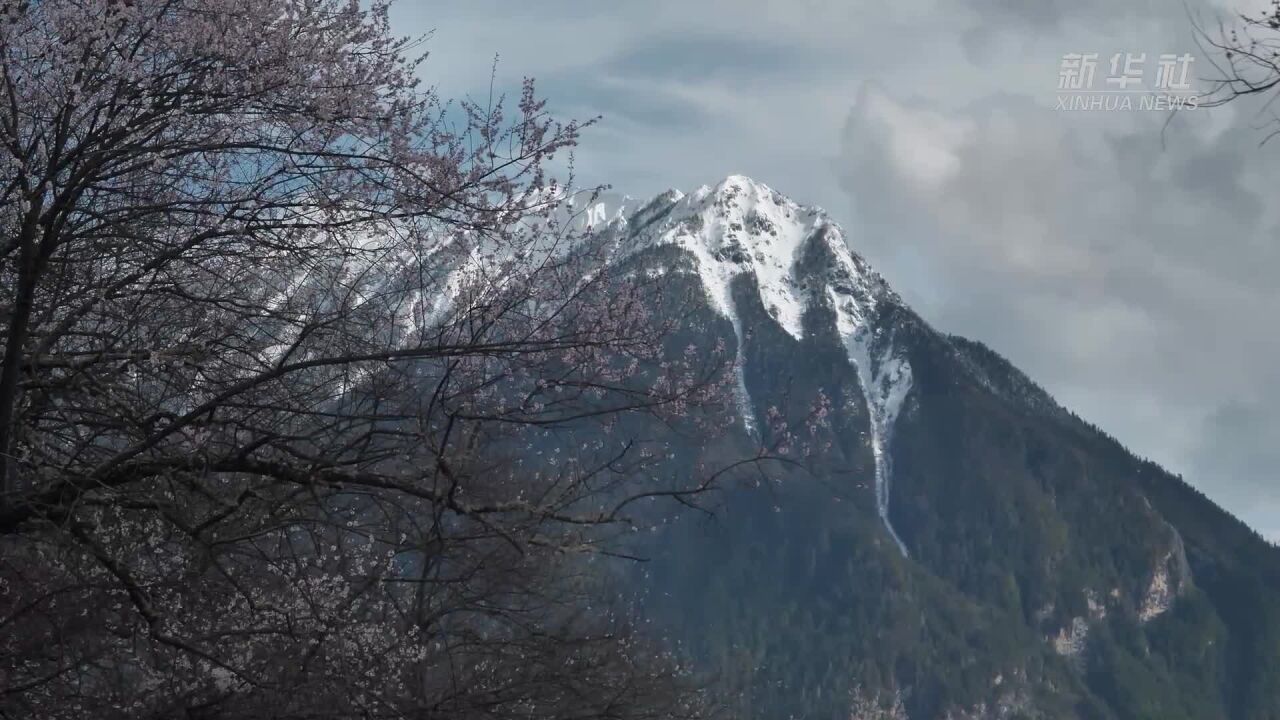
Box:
[392,0,1280,541]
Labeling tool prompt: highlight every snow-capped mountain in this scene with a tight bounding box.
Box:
[591,177,1280,720]
[585,176,915,555]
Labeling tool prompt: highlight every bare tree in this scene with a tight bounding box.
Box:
[1202,2,1280,133]
[0,1,745,717]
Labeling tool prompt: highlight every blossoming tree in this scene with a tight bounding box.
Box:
[0,1,742,717]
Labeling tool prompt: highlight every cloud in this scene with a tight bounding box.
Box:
[601,33,829,82]
[1192,400,1280,539]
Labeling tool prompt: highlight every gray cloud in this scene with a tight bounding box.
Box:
[601,34,828,81]
[1192,400,1280,537]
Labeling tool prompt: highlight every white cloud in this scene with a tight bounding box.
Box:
[853,86,972,193]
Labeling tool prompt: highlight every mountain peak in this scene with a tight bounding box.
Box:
[615,177,833,337]
[692,174,800,218]
[593,178,914,555]
[603,177,896,342]
[703,173,773,198]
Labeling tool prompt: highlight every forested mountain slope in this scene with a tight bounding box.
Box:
[589,176,1280,720]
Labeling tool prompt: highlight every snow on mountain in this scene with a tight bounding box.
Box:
[596,175,914,554]
[320,175,918,554]
[836,297,913,557]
